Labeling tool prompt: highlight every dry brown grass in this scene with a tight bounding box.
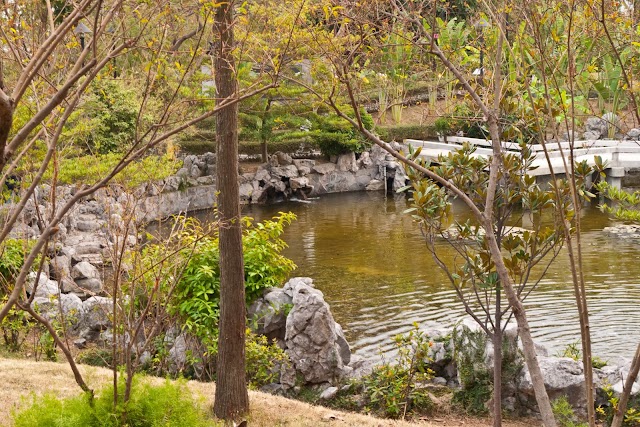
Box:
[0,357,539,427]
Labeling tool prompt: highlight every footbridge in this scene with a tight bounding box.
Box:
[403,136,640,189]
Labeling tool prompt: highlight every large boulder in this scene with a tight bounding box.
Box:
[585,117,607,139]
[71,261,100,280]
[77,296,112,339]
[312,163,336,175]
[31,293,83,324]
[596,359,640,396]
[271,165,299,179]
[336,152,358,172]
[284,280,351,384]
[518,357,586,414]
[293,159,315,175]
[25,273,59,298]
[50,255,71,281]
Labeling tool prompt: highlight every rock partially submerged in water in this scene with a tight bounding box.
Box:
[604,224,640,239]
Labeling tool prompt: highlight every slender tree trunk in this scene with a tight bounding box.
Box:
[493,290,502,427]
[260,99,272,163]
[484,116,557,427]
[611,343,640,427]
[213,0,249,420]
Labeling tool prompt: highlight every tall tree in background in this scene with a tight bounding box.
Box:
[213,0,250,420]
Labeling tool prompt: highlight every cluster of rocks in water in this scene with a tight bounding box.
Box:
[175,144,409,205]
[248,286,640,415]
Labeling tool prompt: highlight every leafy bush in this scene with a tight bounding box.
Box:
[359,324,434,419]
[42,153,180,187]
[0,240,37,352]
[309,107,374,157]
[559,341,607,368]
[245,329,291,389]
[64,79,143,154]
[76,347,114,368]
[451,325,523,415]
[12,377,214,427]
[171,212,296,353]
[552,396,588,427]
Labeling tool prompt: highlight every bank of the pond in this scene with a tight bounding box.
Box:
[0,358,539,427]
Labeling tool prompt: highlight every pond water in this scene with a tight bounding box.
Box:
[240,192,640,360]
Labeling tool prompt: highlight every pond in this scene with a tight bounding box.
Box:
[241,191,640,360]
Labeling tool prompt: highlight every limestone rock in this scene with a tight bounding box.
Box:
[248,288,293,339]
[628,128,640,140]
[271,165,299,179]
[285,281,350,384]
[51,255,71,281]
[583,130,601,141]
[31,293,82,323]
[71,261,100,280]
[78,296,112,339]
[585,117,606,138]
[334,322,351,365]
[275,151,294,166]
[365,179,385,191]
[518,357,586,413]
[357,151,373,168]
[290,176,310,190]
[74,278,104,295]
[312,163,336,175]
[293,159,315,175]
[336,152,358,172]
[26,273,60,298]
[320,386,339,400]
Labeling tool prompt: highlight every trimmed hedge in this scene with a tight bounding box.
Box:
[177,138,318,156]
[376,124,436,142]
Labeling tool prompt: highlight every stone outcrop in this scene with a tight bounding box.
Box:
[248,277,353,386]
[413,318,640,417]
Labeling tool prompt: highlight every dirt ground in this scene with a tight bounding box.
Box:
[0,357,541,427]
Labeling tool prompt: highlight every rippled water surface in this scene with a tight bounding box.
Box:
[241,192,640,359]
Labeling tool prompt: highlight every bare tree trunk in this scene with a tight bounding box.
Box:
[611,343,640,427]
[213,0,249,421]
[260,99,272,163]
[484,116,557,427]
[493,290,502,427]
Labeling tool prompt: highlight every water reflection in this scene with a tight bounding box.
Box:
[239,192,640,359]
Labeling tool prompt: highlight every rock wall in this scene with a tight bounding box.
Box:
[9,145,407,332]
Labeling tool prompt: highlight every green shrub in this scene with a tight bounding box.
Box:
[12,377,214,427]
[170,212,296,354]
[559,341,607,368]
[309,107,374,157]
[245,329,291,389]
[359,323,434,419]
[63,79,143,154]
[0,240,37,353]
[76,347,114,368]
[451,325,523,415]
[552,396,588,427]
